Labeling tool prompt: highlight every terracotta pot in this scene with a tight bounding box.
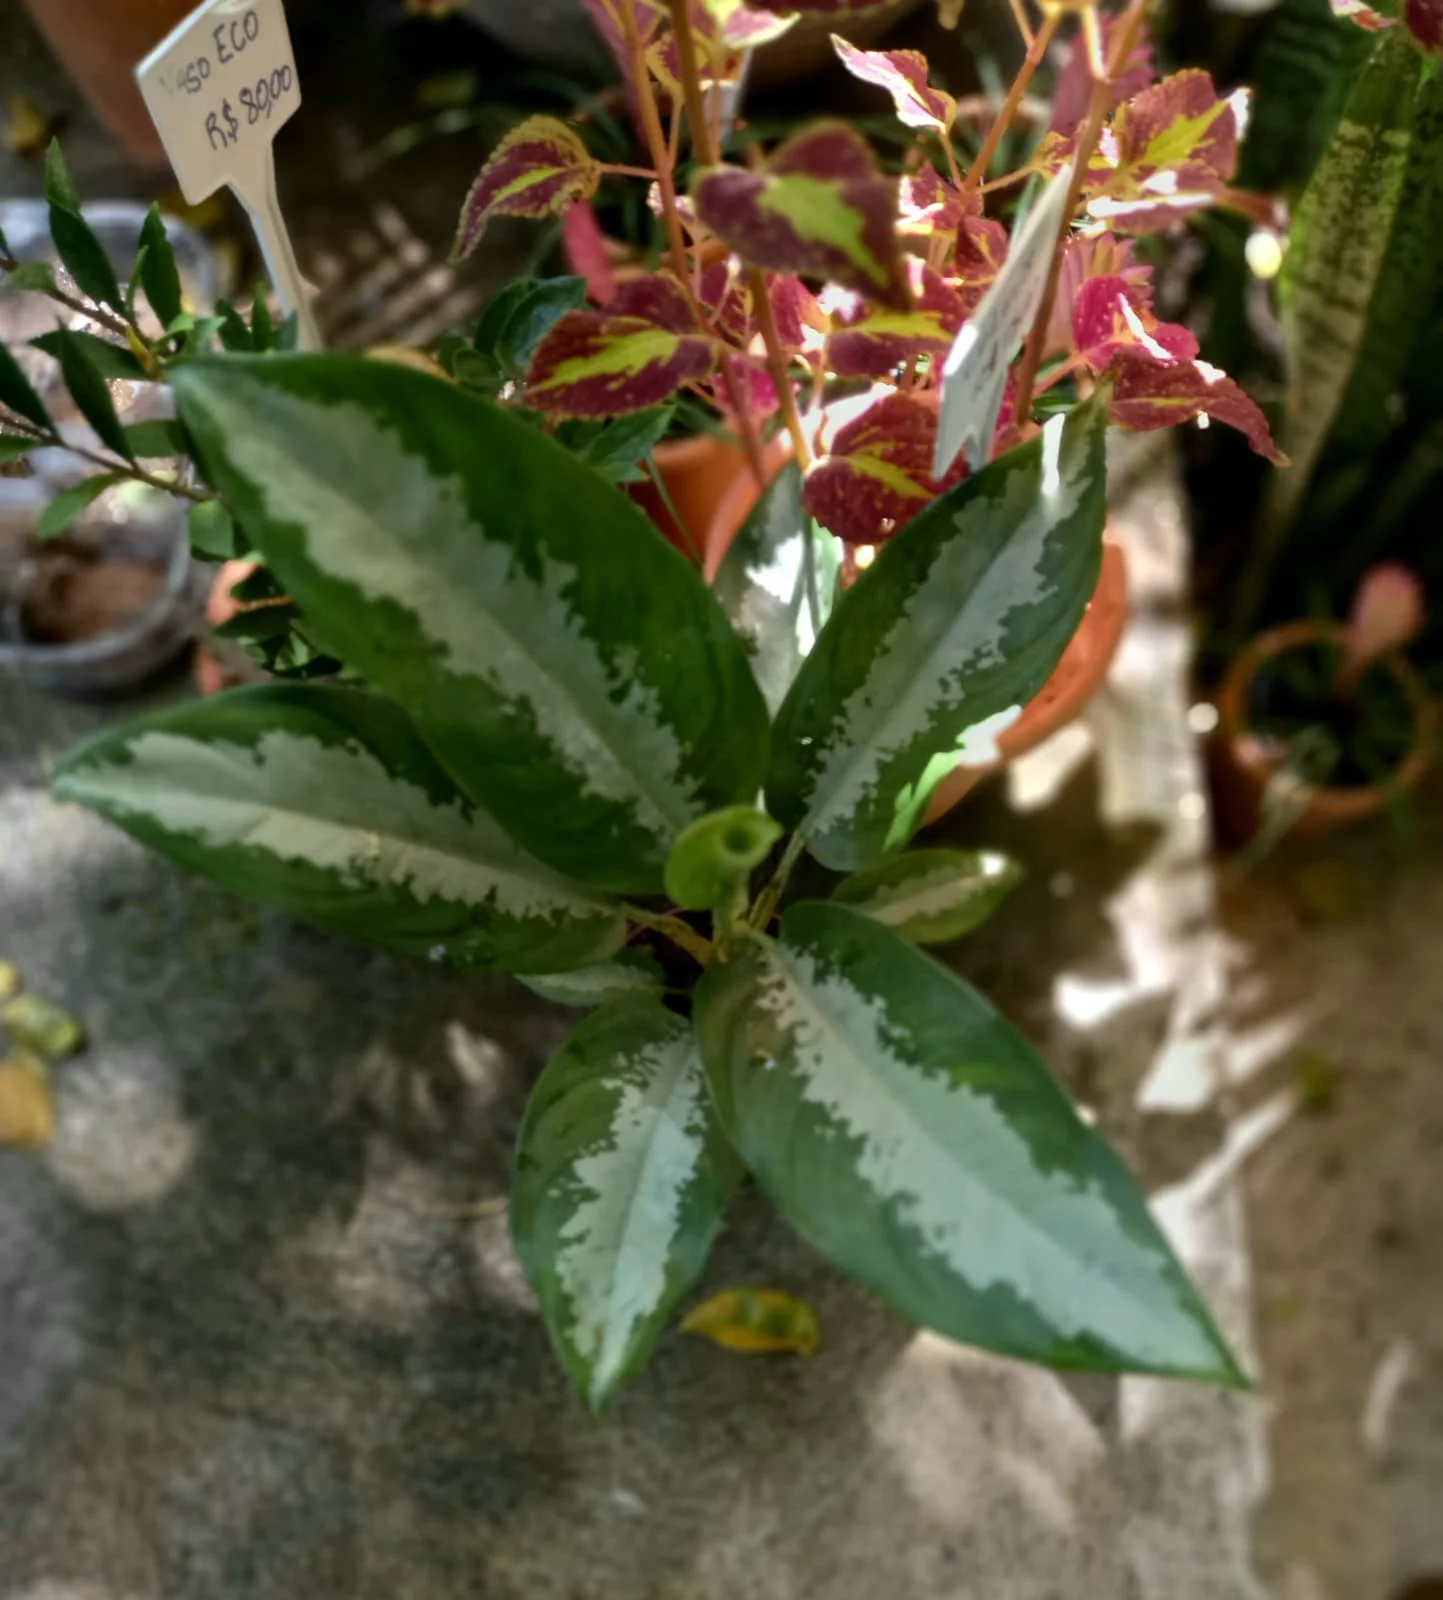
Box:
[923,540,1130,824]
[21,0,193,166]
[193,557,260,696]
[632,432,788,570]
[1207,618,1435,846]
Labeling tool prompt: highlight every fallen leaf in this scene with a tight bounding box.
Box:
[681,1287,822,1355]
[2,994,85,1060]
[4,94,60,159]
[0,1056,54,1149]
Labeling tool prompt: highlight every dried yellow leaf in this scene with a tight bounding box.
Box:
[680,1288,822,1356]
[5,94,57,159]
[3,994,85,1061]
[0,962,21,1003]
[0,1057,55,1150]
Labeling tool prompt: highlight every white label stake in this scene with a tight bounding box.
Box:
[135,0,319,350]
[933,158,1078,478]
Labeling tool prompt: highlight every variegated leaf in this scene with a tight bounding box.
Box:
[896,163,965,249]
[681,1287,822,1354]
[512,997,744,1408]
[770,390,1108,871]
[526,272,717,417]
[52,685,627,973]
[1108,351,1286,462]
[831,847,1022,944]
[692,123,911,310]
[453,115,601,261]
[1332,0,1398,29]
[742,0,892,11]
[694,903,1245,1382]
[1087,71,1247,233]
[518,950,665,1007]
[1273,31,1418,524]
[171,356,770,895]
[803,391,965,545]
[1073,275,1200,367]
[827,264,966,379]
[1049,18,1157,137]
[831,37,957,132]
[712,460,841,716]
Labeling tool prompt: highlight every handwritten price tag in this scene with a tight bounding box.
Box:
[933,161,1077,477]
[136,0,318,347]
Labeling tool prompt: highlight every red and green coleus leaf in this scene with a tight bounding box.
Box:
[1073,274,1198,367]
[831,37,957,132]
[952,211,1009,314]
[453,115,601,261]
[1331,0,1398,28]
[698,0,798,45]
[692,122,911,310]
[1087,71,1248,233]
[1049,19,1157,136]
[740,0,893,13]
[827,263,966,378]
[1045,233,1153,354]
[1406,0,1443,51]
[897,163,966,249]
[802,391,967,544]
[526,273,717,417]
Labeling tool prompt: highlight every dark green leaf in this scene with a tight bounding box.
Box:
[495,275,589,380]
[51,325,134,460]
[767,390,1108,870]
[0,434,37,465]
[53,684,629,973]
[832,847,1023,944]
[0,343,51,431]
[36,473,124,539]
[32,328,146,381]
[43,140,81,213]
[512,995,744,1407]
[188,499,245,560]
[139,204,184,329]
[712,461,839,716]
[216,300,254,353]
[48,197,125,314]
[694,902,1246,1383]
[275,312,300,353]
[664,805,782,910]
[126,243,149,325]
[251,286,275,353]
[558,404,676,483]
[123,419,186,458]
[4,261,58,294]
[171,355,772,894]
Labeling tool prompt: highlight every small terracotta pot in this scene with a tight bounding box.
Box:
[1208,619,1435,846]
[923,540,1130,824]
[632,431,789,570]
[193,558,260,696]
[22,0,194,166]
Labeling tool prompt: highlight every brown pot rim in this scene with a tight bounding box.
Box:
[1216,618,1435,817]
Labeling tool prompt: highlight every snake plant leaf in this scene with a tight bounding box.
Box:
[171,355,770,895]
[517,950,665,1007]
[694,902,1246,1382]
[664,805,782,910]
[512,996,744,1408]
[1272,30,1419,528]
[712,460,840,716]
[831,847,1022,944]
[768,389,1108,872]
[52,684,627,974]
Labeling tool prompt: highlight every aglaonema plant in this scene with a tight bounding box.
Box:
[0,0,1286,1408]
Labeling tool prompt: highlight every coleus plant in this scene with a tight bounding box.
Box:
[0,0,1285,1408]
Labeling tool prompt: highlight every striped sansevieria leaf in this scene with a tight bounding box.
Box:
[171,356,770,895]
[694,902,1244,1382]
[512,996,743,1408]
[711,461,840,717]
[767,389,1108,871]
[831,847,1023,944]
[52,684,626,974]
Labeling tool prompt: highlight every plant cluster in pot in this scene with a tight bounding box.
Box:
[4,0,1287,1409]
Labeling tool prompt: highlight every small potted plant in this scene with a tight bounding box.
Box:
[4,0,1289,1407]
[1210,564,1434,844]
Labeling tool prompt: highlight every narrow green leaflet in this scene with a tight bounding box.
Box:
[832,847,1022,944]
[695,903,1244,1382]
[139,204,184,330]
[171,356,770,895]
[45,141,124,313]
[36,473,123,539]
[52,684,627,974]
[1273,31,1419,527]
[0,341,51,431]
[517,950,665,1007]
[664,805,782,910]
[712,461,841,716]
[187,499,246,560]
[51,326,134,460]
[768,391,1108,871]
[0,436,37,466]
[512,996,744,1408]
[31,328,146,382]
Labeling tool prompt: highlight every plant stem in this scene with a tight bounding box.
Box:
[1006,0,1034,49]
[9,415,211,505]
[750,267,810,469]
[748,831,807,931]
[1010,0,1148,428]
[667,0,720,166]
[718,351,770,486]
[598,163,660,179]
[619,0,696,295]
[625,904,717,966]
[963,11,1060,190]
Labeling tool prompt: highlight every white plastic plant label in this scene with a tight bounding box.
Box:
[136,0,318,347]
[932,159,1077,478]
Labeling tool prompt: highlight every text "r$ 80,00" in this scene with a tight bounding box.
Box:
[206,67,295,151]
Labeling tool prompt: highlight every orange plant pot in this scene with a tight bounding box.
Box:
[22,0,194,165]
[633,431,789,570]
[1207,618,1435,846]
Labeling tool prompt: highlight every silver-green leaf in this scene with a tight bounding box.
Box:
[52,684,627,974]
[767,390,1108,872]
[170,355,770,896]
[832,847,1022,944]
[512,996,743,1408]
[694,902,1245,1383]
[712,460,840,716]
[517,951,665,1008]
